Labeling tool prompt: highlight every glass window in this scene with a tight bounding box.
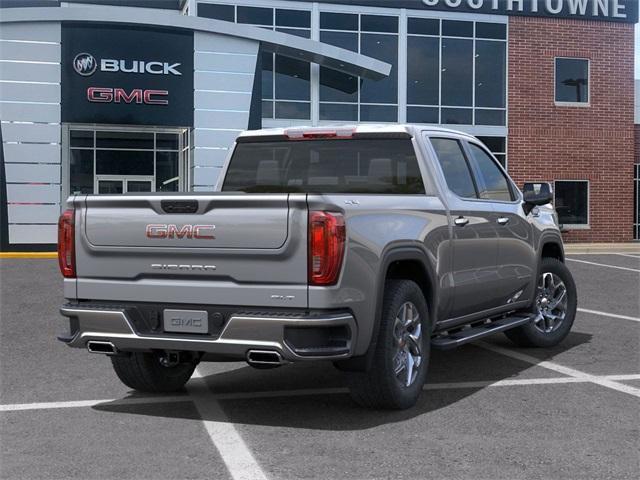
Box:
[262,100,274,119]
[441,108,472,125]
[476,22,506,39]
[555,181,589,225]
[360,105,397,122]
[430,138,477,198]
[70,130,93,148]
[408,18,439,35]
[407,36,439,106]
[475,41,506,108]
[237,6,272,26]
[261,52,274,100]
[275,56,310,101]
[360,33,398,104]
[156,133,179,150]
[276,9,310,28]
[275,101,310,120]
[198,3,234,22]
[320,12,358,31]
[361,15,398,33]
[320,103,358,121]
[275,27,311,39]
[96,150,154,176]
[555,58,589,104]
[467,143,513,201]
[319,31,358,103]
[407,107,439,124]
[70,149,93,194]
[475,110,506,126]
[442,20,473,37]
[223,139,424,195]
[156,151,179,192]
[96,131,153,149]
[441,38,473,107]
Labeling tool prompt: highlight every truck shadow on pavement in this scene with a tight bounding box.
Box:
[93,331,592,430]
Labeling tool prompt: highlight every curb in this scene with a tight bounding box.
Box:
[0,252,58,259]
[564,243,640,254]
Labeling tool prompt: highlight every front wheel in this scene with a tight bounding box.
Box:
[346,279,431,410]
[111,351,197,393]
[505,257,577,348]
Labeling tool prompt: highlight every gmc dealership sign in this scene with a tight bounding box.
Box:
[307,0,638,22]
[62,25,194,127]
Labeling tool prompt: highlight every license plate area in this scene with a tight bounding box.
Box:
[163,309,209,334]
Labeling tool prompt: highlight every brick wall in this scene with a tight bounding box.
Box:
[508,17,635,243]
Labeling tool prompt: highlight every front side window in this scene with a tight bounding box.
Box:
[555,58,589,104]
[222,139,424,194]
[467,143,513,201]
[430,138,476,199]
[555,181,589,226]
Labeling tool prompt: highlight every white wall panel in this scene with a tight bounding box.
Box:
[191,166,222,187]
[0,23,61,43]
[2,143,60,164]
[193,129,241,148]
[195,110,250,128]
[8,224,57,244]
[193,148,229,168]
[8,204,60,224]
[0,102,60,123]
[195,90,252,111]
[0,41,61,63]
[0,81,61,103]
[194,71,255,92]
[5,163,61,183]
[195,52,257,74]
[195,33,258,55]
[0,61,60,83]
[6,183,60,203]
[1,122,60,143]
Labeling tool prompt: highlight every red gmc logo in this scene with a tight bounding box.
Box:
[146,224,216,239]
[87,87,168,105]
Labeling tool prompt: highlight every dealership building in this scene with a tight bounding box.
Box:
[0,0,638,250]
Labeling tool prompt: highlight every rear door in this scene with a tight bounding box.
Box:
[75,193,309,308]
[464,140,537,304]
[427,136,502,319]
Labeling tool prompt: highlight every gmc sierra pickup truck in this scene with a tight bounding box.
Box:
[58,125,577,409]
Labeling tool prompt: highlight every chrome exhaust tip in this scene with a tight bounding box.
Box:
[87,341,117,355]
[246,350,285,368]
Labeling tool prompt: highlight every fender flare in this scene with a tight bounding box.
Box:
[335,243,438,372]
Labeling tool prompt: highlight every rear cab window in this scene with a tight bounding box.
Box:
[222,138,425,194]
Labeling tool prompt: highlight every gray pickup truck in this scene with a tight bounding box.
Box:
[58,125,577,409]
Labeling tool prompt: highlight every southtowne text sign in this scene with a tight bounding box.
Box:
[306,0,638,23]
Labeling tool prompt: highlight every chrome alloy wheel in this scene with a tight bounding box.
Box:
[534,272,569,334]
[392,301,423,387]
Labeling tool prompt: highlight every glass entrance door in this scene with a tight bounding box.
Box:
[96,176,154,194]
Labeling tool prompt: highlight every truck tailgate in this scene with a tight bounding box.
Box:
[72,193,309,308]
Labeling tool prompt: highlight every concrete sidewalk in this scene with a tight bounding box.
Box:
[564,243,640,254]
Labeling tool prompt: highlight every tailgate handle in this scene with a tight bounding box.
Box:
[161,200,199,214]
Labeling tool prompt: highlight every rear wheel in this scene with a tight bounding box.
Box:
[346,280,431,410]
[111,351,197,393]
[505,257,577,348]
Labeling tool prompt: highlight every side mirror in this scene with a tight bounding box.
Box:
[522,182,553,214]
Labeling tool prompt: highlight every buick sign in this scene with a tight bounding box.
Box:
[73,53,97,76]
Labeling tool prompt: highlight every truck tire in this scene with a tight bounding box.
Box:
[111,352,196,393]
[346,279,431,410]
[505,257,577,348]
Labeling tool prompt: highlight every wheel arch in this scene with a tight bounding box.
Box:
[335,243,437,372]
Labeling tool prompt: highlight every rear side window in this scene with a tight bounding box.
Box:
[467,143,514,201]
[222,139,425,194]
[430,138,477,198]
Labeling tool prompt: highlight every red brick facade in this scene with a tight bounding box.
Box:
[507,17,635,243]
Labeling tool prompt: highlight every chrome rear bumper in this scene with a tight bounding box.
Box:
[59,305,357,361]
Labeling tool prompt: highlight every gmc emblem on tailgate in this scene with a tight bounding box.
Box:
[146,224,216,239]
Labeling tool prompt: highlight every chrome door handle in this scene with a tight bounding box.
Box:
[454,216,469,227]
[497,217,510,226]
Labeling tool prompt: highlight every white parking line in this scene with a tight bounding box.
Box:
[187,368,268,480]
[578,308,640,323]
[4,374,640,413]
[476,341,640,398]
[566,258,640,273]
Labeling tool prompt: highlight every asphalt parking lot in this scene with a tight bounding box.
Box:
[1,253,639,480]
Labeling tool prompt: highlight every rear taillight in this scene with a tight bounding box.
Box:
[308,211,345,286]
[57,209,76,278]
